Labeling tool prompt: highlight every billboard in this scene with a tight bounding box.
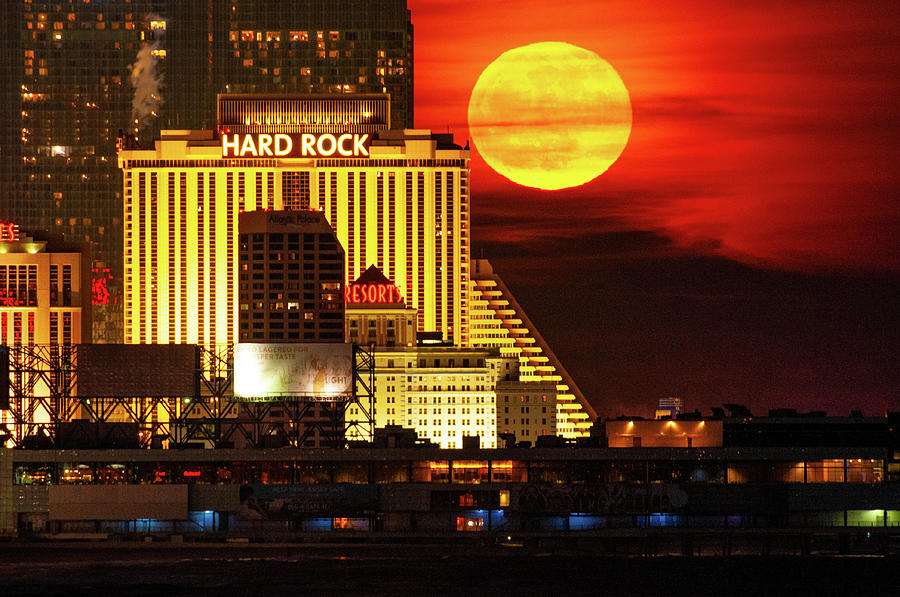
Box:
[77,344,199,397]
[234,343,353,400]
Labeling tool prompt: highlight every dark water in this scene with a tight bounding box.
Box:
[0,543,897,596]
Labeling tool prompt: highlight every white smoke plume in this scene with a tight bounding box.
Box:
[129,15,166,131]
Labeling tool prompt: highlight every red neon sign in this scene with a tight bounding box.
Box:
[0,222,20,242]
[91,267,113,306]
[92,277,110,306]
[344,283,404,305]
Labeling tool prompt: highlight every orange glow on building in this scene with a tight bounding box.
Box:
[607,419,723,448]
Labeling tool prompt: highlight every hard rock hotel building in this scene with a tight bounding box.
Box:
[118,94,592,437]
[119,94,468,347]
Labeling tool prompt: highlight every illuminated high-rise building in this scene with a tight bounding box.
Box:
[0,0,413,342]
[0,225,92,436]
[119,95,469,346]
[0,225,91,348]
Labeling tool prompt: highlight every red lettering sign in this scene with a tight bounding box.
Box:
[344,283,404,305]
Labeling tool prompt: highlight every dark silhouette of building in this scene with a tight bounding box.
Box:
[238,210,345,343]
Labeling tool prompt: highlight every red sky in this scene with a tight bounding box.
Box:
[411,0,900,272]
[409,0,900,418]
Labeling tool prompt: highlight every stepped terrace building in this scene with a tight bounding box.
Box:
[469,259,594,437]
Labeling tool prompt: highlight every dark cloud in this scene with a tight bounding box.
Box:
[481,245,900,418]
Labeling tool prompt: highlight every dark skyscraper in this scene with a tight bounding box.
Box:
[0,1,413,341]
[238,210,345,343]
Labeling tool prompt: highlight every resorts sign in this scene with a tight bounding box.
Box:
[222,133,370,158]
[344,282,405,305]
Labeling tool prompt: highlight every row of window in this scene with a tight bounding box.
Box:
[13,459,884,486]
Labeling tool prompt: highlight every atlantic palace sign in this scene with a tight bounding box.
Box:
[221,133,371,158]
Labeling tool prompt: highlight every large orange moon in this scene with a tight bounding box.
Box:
[467,42,632,191]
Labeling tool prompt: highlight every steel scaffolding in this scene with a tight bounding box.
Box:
[0,343,374,449]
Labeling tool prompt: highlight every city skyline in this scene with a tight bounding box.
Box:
[0,1,896,420]
[408,0,900,417]
[1,1,900,564]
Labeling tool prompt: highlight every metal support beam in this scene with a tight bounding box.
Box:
[1,343,372,449]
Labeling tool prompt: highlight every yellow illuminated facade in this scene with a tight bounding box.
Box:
[469,259,594,438]
[345,347,509,449]
[118,95,593,442]
[0,232,91,440]
[343,268,557,446]
[0,233,90,347]
[119,95,470,347]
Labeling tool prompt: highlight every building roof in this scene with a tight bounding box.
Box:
[353,265,393,285]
